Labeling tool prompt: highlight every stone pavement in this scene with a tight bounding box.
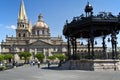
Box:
[0,64,120,80]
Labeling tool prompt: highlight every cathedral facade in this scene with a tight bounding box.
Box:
[1,0,103,62]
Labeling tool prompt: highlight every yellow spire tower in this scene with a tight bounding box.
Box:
[16,0,32,38]
[18,0,27,20]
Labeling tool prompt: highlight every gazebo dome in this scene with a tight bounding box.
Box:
[84,2,93,13]
[33,14,49,29]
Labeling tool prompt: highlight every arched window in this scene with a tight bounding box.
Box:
[18,33,21,37]
[22,24,24,28]
[99,50,102,52]
[47,30,49,34]
[39,30,42,35]
[42,30,44,34]
[37,30,39,36]
[84,50,87,52]
[81,50,83,52]
[95,50,98,52]
[23,33,26,37]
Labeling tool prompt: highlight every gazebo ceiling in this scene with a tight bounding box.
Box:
[63,12,120,38]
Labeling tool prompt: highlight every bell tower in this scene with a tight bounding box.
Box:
[16,0,32,38]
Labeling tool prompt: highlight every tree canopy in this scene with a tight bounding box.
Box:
[35,52,45,62]
[19,52,31,63]
[48,55,56,61]
[0,54,4,61]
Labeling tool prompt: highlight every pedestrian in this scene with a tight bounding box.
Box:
[33,61,35,66]
[13,61,16,68]
[30,60,33,66]
[37,61,40,68]
[48,60,51,68]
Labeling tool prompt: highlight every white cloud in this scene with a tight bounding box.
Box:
[6,25,17,30]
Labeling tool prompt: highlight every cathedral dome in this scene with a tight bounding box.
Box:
[33,14,49,29]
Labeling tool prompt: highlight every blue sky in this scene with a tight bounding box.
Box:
[0,0,120,51]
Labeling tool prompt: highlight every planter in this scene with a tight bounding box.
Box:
[0,66,6,71]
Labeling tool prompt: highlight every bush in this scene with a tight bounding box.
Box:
[0,66,6,71]
[48,56,56,61]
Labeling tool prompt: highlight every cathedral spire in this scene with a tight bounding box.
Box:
[18,0,27,20]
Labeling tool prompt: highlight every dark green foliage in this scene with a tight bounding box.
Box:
[55,53,67,67]
[0,54,4,61]
[35,53,45,62]
[0,66,6,71]
[19,52,31,63]
[48,56,56,61]
[3,54,14,60]
[55,53,67,61]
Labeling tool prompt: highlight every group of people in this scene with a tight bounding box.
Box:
[29,60,36,66]
[29,60,51,68]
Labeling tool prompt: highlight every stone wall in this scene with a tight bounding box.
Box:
[69,59,120,71]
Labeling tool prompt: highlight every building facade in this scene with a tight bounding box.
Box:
[1,0,103,62]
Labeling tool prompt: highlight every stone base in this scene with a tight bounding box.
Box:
[69,59,120,71]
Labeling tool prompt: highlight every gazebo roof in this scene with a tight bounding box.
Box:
[63,12,120,38]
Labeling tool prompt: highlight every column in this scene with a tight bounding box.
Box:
[102,36,107,59]
[87,38,90,59]
[67,37,71,60]
[90,34,94,59]
[111,30,118,59]
[71,37,75,60]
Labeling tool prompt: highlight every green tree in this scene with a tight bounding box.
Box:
[19,52,31,63]
[3,54,14,63]
[48,55,56,61]
[55,53,67,67]
[35,52,45,62]
[0,54,4,62]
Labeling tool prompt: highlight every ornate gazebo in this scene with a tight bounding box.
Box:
[62,2,120,71]
[63,2,120,60]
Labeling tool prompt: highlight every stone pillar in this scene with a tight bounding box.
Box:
[35,48,37,54]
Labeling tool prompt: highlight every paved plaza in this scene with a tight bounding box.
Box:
[0,64,120,80]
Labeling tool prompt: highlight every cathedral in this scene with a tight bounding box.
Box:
[1,0,103,62]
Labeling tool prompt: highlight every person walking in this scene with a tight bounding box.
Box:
[37,61,40,68]
[47,60,51,68]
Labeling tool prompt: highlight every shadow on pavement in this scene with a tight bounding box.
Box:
[41,66,62,70]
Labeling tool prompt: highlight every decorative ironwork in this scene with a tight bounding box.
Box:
[63,2,120,60]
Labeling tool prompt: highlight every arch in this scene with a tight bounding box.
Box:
[18,33,21,37]
[84,50,87,52]
[99,50,102,52]
[39,30,42,35]
[23,33,26,37]
[81,50,83,52]
[95,50,98,52]
[37,30,39,36]
[42,30,44,34]
[22,24,24,28]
